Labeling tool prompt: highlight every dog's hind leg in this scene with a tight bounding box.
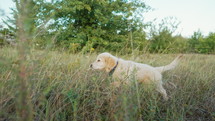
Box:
[156,83,168,101]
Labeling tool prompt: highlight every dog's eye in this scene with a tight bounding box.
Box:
[97,59,101,62]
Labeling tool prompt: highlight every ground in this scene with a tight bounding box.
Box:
[0,47,214,121]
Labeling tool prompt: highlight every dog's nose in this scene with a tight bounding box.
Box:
[90,64,93,68]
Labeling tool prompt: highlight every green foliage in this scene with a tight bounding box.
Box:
[188,31,203,53]
[3,0,49,47]
[205,33,215,52]
[150,29,174,53]
[2,0,215,53]
[148,17,187,53]
[33,0,149,52]
[0,28,14,45]
[188,31,215,53]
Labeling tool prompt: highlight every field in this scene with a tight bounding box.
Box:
[0,47,215,121]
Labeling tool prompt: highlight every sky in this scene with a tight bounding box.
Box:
[0,0,15,27]
[0,0,215,37]
[144,0,215,37]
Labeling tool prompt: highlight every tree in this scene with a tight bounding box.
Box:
[197,32,215,53]
[148,17,180,53]
[3,0,50,48]
[188,31,215,53]
[36,0,149,52]
[0,28,15,46]
[188,30,204,53]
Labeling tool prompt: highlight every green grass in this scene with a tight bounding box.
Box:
[0,47,215,121]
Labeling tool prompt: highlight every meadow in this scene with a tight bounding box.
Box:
[0,47,214,121]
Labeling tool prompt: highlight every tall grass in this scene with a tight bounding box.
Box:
[0,47,214,121]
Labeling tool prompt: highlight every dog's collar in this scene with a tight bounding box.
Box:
[109,60,118,76]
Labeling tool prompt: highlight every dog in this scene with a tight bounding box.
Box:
[90,53,183,100]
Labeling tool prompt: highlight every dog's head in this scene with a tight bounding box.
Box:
[90,52,117,72]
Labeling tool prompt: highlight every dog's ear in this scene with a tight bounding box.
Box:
[105,56,116,72]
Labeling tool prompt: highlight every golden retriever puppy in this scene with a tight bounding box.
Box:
[90,53,183,100]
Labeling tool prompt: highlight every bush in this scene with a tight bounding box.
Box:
[188,31,215,54]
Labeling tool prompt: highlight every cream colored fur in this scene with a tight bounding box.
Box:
[91,53,183,100]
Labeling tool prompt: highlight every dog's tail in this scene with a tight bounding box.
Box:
[155,54,183,73]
